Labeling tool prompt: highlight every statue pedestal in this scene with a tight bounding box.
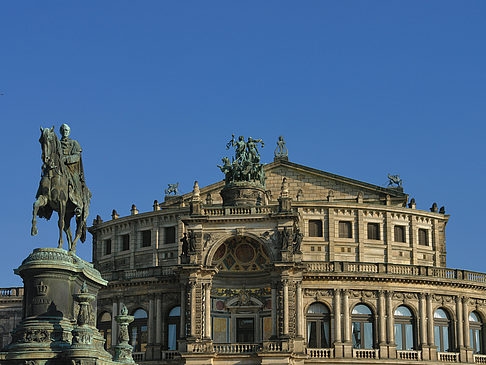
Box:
[2,247,116,364]
[220,183,265,206]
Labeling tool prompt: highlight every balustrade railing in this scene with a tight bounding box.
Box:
[353,348,379,359]
[397,350,421,360]
[202,206,278,216]
[0,287,23,297]
[474,354,486,363]
[161,351,180,360]
[306,348,334,358]
[438,352,459,362]
[305,261,486,286]
[213,343,261,353]
[132,352,145,361]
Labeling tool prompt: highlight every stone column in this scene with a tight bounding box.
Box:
[456,296,464,348]
[204,283,212,339]
[343,290,351,343]
[296,281,303,337]
[283,279,289,336]
[386,291,394,344]
[378,290,386,345]
[419,293,427,347]
[112,300,118,347]
[180,284,186,338]
[334,289,342,343]
[426,294,434,347]
[271,283,277,338]
[156,294,162,349]
[463,297,470,348]
[190,280,197,338]
[148,295,155,345]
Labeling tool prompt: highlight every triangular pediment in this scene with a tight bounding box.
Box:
[161,160,407,207]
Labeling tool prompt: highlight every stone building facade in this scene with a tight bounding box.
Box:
[87,143,486,365]
[0,288,22,351]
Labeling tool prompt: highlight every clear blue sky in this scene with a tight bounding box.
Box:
[1,1,485,286]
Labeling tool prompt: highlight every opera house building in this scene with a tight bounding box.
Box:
[11,137,486,364]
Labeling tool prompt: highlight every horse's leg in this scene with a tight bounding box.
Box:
[57,203,65,249]
[31,195,48,236]
[64,214,73,252]
[72,214,83,252]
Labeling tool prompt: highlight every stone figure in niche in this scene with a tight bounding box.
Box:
[280,227,291,250]
[180,233,189,258]
[31,124,91,252]
[165,183,179,195]
[274,136,288,158]
[387,173,402,187]
[205,193,213,205]
[188,231,196,252]
[293,227,303,254]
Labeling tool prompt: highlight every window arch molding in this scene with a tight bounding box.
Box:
[97,311,112,350]
[306,302,331,349]
[392,303,419,319]
[469,310,484,354]
[349,300,377,317]
[167,305,181,351]
[393,304,417,351]
[129,307,148,353]
[304,299,332,314]
[433,307,454,353]
[351,303,376,349]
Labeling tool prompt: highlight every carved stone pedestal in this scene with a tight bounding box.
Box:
[220,183,265,206]
[1,247,116,365]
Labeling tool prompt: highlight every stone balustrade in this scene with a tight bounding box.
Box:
[0,287,23,297]
[161,351,180,360]
[213,343,261,354]
[438,352,459,362]
[352,348,379,359]
[202,206,278,216]
[306,348,333,358]
[397,350,422,360]
[474,354,486,363]
[306,261,486,286]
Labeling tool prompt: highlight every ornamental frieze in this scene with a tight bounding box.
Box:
[303,289,333,299]
[351,290,377,299]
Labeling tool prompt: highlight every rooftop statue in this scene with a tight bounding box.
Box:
[165,183,179,195]
[274,136,288,158]
[220,134,266,187]
[387,173,403,188]
[31,124,91,252]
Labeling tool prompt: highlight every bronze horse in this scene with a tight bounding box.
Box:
[31,127,89,252]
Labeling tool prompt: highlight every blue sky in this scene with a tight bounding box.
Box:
[0,1,485,286]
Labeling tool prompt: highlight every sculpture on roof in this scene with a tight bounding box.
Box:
[31,124,91,252]
[165,183,179,195]
[387,173,403,188]
[274,136,288,158]
[219,134,266,187]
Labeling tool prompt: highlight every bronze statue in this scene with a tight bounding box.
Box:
[387,173,403,187]
[31,125,91,252]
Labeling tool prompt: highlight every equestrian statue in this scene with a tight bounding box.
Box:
[31,124,92,252]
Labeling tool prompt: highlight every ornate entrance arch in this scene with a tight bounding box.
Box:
[209,235,271,272]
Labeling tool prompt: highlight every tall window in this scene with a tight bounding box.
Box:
[122,234,130,251]
[306,302,331,348]
[97,312,112,350]
[141,230,151,247]
[130,309,148,353]
[165,226,176,244]
[339,221,352,238]
[308,220,323,237]
[434,308,451,352]
[104,239,112,255]
[167,306,180,350]
[418,229,428,246]
[367,223,380,240]
[394,226,406,243]
[394,306,415,350]
[352,304,374,349]
[470,311,483,354]
[236,318,255,343]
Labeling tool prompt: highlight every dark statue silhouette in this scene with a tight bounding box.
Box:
[31,124,91,252]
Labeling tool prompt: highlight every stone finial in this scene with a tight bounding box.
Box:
[92,215,103,225]
[439,206,445,214]
[112,209,119,220]
[274,135,288,161]
[357,191,364,203]
[385,194,391,206]
[153,200,160,211]
[130,204,138,215]
[430,202,438,213]
[408,198,416,209]
[327,190,334,202]
[193,181,200,200]
[280,177,289,198]
[114,303,135,363]
[205,193,213,205]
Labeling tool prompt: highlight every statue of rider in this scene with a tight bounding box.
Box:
[59,124,90,217]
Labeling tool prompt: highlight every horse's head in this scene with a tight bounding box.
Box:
[39,126,60,171]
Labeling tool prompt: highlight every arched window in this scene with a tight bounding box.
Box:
[168,306,181,351]
[434,308,451,352]
[352,304,374,349]
[470,311,483,354]
[130,308,148,353]
[394,306,415,350]
[306,302,331,348]
[97,312,112,350]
